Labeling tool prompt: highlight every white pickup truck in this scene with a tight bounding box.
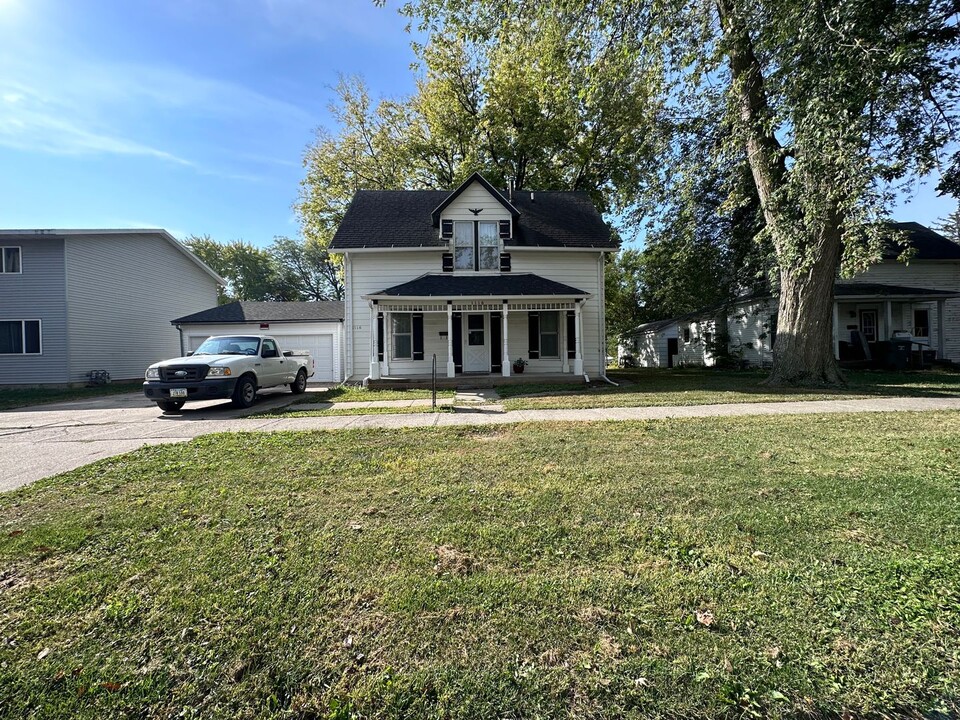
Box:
[143,334,315,413]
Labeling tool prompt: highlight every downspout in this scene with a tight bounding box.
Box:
[176,324,184,357]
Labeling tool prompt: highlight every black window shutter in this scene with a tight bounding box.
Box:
[528,312,540,359]
[442,253,454,272]
[412,313,424,360]
[499,219,511,239]
[566,310,576,359]
[377,312,384,362]
[452,312,463,373]
[490,312,502,373]
[441,220,453,239]
[499,253,511,272]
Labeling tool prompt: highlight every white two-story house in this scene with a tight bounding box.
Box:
[329,173,617,384]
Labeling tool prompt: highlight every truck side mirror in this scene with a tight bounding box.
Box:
[185,351,194,357]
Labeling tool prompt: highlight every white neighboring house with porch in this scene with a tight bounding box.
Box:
[623,222,960,368]
[329,173,617,384]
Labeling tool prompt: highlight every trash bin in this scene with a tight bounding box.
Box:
[887,338,911,370]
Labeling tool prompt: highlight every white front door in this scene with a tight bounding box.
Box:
[463,313,489,372]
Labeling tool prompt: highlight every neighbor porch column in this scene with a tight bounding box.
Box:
[501,300,510,377]
[937,299,946,359]
[884,300,893,340]
[574,300,584,376]
[446,301,456,377]
[369,300,380,380]
[832,301,840,360]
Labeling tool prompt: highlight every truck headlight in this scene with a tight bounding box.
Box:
[207,367,232,376]
[145,368,160,380]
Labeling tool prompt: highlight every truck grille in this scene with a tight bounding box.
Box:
[159,365,209,382]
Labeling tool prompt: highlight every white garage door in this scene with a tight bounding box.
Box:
[273,334,335,382]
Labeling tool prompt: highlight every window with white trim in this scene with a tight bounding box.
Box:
[1,247,21,274]
[539,312,560,358]
[0,320,41,354]
[453,221,500,271]
[392,313,413,359]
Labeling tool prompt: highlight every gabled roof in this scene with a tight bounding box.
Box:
[367,273,588,298]
[430,172,519,225]
[172,301,344,325]
[884,222,960,260]
[330,185,614,250]
[0,228,226,285]
[627,318,680,336]
[834,282,960,299]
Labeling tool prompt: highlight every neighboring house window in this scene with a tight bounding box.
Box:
[0,320,41,354]
[540,312,560,358]
[453,221,500,271]
[1,247,21,274]
[913,309,929,337]
[392,314,413,359]
[683,328,691,343]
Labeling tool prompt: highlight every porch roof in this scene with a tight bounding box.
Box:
[365,273,589,300]
[834,282,960,300]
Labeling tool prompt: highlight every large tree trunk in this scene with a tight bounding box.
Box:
[767,224,844,385]
[717,0,844,385]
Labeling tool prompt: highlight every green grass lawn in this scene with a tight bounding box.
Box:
[498,367,960,410]
[2,413,959,718]
[0,382,143,412]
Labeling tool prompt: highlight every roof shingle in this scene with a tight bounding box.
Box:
[369,273,589,298]
[172,301,344,324]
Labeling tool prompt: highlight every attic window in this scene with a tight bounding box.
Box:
[453,221,499,271]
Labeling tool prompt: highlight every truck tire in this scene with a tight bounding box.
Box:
[157,400,185,413]
[231,376,257,408]
[290,369,307,394]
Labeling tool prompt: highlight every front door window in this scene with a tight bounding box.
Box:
[859,310,878,343]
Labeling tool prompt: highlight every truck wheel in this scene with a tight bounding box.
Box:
[231,376,257,408]
[157,400,185,413]
[290,370,307,394]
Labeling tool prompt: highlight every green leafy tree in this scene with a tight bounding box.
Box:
[397,0,960,385]
[269,236,344,301]
[933,204,960,244]
[184,235,297,303]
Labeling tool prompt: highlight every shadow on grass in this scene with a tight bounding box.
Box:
[497,367,960,402]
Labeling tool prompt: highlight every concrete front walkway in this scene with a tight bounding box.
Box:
[3,393,960,492]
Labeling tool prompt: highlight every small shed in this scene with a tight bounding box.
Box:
[173,301,345,383]
[620,318,679,368]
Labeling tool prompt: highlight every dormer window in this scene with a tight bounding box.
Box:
[453,221,499,271]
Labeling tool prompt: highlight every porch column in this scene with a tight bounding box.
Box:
[832,301,840,360]
[383,311,391,377]
[574,300,584,376]
[446,302,455,377]
[937,299,946,359]
[369,301,380,380]
[501,300,510,377]
[884,300,893,340]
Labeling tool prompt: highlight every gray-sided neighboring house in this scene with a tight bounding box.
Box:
[172,301,346,383]
[623,222,960,368]
[0,229,223,385]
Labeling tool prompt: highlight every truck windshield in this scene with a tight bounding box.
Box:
[193,336,261,356]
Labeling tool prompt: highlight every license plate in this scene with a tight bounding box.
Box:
[169,388,188,398]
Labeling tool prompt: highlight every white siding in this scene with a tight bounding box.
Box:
[726,300,777,367]
[622,324,677,368]
[441,181,513,228]
[65,234,221,381]
[179,321,343,383]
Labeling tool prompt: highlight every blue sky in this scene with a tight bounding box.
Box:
[0,0,956,247]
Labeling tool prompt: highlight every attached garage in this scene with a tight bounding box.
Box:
[172,301,344,383]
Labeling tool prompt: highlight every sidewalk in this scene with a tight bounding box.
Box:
[6,395,960,492]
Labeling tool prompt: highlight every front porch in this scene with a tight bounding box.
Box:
[368,372,588,390]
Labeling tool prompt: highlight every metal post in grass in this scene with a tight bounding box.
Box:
[432,353,437,410]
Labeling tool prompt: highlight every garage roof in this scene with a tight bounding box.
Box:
[172,301,344,324]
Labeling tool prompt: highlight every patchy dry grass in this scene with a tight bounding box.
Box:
[296,386,456,405]
[498,367,960,410]
[1,413,959,718]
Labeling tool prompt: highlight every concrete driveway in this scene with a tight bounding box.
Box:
[0,387,325,493]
